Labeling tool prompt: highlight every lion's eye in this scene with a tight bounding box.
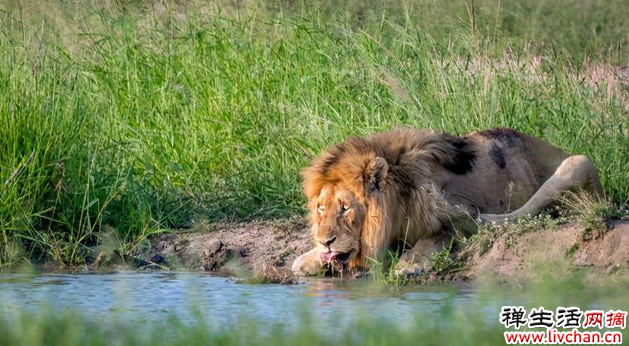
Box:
[317,204,325,213]
[342,204,350,211]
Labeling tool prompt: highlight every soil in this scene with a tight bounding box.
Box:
[143,217,629,284]
[144,217,312,284]
[455,220,629,281]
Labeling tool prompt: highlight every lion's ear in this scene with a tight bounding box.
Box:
[364,157,388,195]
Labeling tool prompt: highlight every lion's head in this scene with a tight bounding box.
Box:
[305,182,365,268]
[301,143,392,272]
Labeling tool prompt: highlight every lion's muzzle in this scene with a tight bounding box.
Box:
[320,251,351,264]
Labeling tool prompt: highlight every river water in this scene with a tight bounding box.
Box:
[0,272,500,329]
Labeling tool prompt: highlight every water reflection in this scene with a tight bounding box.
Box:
[0,272,479,328]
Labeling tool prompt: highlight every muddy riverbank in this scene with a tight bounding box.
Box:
[144,218,311,283]
[141,216,629,284]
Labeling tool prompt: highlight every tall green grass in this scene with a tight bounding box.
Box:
[1,0,628,266]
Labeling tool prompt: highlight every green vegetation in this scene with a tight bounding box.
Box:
[1,0,628,266]
[0,308,504,346]
[559,191,622,240]
[2,307,504,346]
[427,239,465,277]
[462,211,566,259]
[369,251,404,285]
[564,242,580,258]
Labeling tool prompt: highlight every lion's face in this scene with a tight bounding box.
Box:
[309,183,367,269]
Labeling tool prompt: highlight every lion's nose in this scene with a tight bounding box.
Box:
[317,235,337,247]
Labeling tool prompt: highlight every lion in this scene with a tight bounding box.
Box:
[291,127,603,277]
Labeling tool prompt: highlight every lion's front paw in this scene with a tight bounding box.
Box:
[291,249,323,276]
[394,260,426,278]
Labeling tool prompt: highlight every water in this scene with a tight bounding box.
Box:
[0,272,491,329]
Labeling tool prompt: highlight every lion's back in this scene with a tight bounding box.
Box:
[454,128,569,213]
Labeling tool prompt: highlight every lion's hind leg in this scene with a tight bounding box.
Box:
[480,155,604,224]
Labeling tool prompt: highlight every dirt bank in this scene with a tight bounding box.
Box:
[143,217,629,283]
[145,218,312,283]
[457,220,629,280]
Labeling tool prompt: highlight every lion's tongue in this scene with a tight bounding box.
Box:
[321,252,339,263]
